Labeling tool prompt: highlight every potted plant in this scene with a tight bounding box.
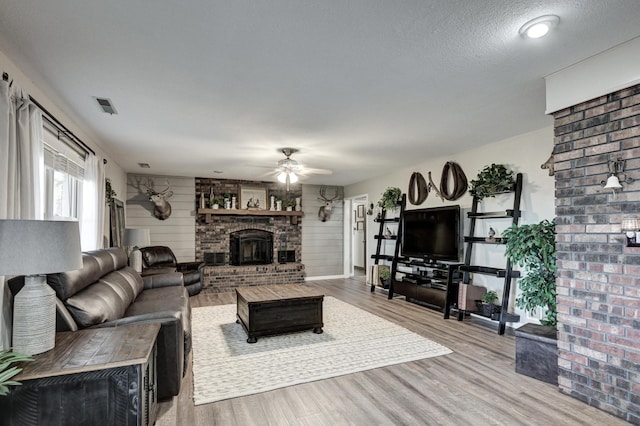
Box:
[283,199,296,211]
[105,178,117,206]
[477,290,501,317]
[469,164,514,200]
[0,350,32,396]
[210,196,222,209]
[379,268,392,289]
[377,187,402,211]
[503,218,558,384]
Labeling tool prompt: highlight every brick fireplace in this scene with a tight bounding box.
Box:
[553,83,640,423]
[195,178,305,292]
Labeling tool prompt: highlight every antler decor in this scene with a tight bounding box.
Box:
[144,179,173,220]
[317,185,343,222]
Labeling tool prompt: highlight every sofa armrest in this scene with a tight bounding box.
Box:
[143,272,184,289]
[176,261,205,272]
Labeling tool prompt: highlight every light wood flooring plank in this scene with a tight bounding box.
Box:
[156,277,627,425]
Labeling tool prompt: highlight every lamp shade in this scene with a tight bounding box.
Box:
[0,220,82,355]
[124,228,150,248]
[0,220,83,276]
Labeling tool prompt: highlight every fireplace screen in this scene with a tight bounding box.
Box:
[230,229,274,266]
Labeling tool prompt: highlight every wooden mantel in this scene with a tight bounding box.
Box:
[198,208,303,224]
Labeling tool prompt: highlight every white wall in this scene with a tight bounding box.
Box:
[345,126,555,325]
[126,174,196,262]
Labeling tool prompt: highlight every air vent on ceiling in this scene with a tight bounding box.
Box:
[94,97,117,115]
[138,163,151,168]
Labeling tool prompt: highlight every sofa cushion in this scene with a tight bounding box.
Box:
[65,267,144,328]
[48,248,128,300]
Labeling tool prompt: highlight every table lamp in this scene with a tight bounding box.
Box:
[124,228,150,273]
[0,220,82,355]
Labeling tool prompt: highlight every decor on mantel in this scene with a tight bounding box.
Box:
[240,186,267,210]
[0,220,83,355]
[503,219,558,384]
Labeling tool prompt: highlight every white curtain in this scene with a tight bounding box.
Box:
[0,79,44,350]
[80,153,105,250]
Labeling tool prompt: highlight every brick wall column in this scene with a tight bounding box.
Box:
[552,84,640,423]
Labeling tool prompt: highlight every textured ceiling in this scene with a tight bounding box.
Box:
[1,1,640,185]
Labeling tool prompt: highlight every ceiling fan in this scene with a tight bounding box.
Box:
[274,148,331,190]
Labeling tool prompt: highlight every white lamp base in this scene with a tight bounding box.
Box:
[12,275,56,355]
[130,248,143,273]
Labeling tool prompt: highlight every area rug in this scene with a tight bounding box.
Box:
[191,297,452,405]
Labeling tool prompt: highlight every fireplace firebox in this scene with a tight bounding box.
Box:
[230,229,274,266]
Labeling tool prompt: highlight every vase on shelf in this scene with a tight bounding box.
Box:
[270,195,276,211]
[295,197,301,211]
[276,200,282,211]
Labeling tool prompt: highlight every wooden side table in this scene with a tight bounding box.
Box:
[0,323,160,426]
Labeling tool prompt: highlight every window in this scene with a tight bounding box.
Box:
[42,126,85,220]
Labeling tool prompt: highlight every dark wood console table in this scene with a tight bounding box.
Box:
[0,323,160,426]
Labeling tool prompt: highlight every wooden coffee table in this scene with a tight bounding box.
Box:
[236,284,324,343]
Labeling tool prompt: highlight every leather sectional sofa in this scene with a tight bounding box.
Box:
[11,247,191,400]
[140,245,204,296]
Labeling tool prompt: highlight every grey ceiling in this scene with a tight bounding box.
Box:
[1,1,640,185]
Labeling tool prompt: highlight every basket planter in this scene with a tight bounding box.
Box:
[379,277,391,289]
[514,323,558,385]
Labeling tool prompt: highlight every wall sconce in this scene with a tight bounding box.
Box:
[601,158,633,194]
[622,216,640,247]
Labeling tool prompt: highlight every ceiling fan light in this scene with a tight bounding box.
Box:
[289,172,298,183]
[277,171,288,183]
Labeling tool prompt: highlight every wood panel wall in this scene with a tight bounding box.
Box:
[126,174,196,262]
[301,184,344,278]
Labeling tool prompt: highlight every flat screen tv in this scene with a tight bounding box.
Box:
[401,205,461,261]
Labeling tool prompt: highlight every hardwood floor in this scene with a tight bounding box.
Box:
[156,277,626,425]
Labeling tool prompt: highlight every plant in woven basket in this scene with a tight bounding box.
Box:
[469,164,514,200]
[503,219,557,327]
[481,290,499,305]
[0,350,33,396]
[377,187,402,211]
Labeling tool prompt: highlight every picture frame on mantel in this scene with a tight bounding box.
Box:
[240,186,267,210]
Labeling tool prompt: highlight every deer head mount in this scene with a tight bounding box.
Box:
[317,185,343,222]
[145,179,173,220]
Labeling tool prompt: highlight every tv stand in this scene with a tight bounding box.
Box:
[391,258,462,318]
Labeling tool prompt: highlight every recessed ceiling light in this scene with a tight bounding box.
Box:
[213,170,224,174]
[519,15,559,39]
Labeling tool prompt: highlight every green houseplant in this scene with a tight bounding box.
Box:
[478,290,500,317]
[503,219,557,327]
[379,268,391,289]
[0,350,32,396]
[105,178,117,206]
[377,187,402,211]
[469,164,514,200]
